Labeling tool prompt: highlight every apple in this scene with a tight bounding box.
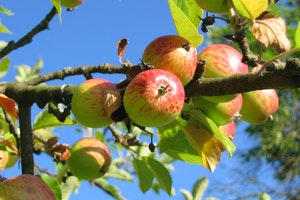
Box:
[218,120,236,152]
[192,94,242,126]
[142,35,197,86]
[123,69,185,127]
[67,137,111,180]
[71,78,117,128]
[195,0,230,14]
[198,44,248,102]
[240,89,279,124]
[0,151,8,172]
[0,174,56,200]
[61,0,83,8]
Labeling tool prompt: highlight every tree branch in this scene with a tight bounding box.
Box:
[0,7,57,59]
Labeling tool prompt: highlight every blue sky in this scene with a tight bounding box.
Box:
[0,1,279,199]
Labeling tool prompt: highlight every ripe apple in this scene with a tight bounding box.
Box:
[71,78,117,128]
[61,0,83,8]
[142,35,197,85]
[240,89,279,124]
[0,174,56,200]
[195,0,230,14]
[123,69,185,127]
[67,137,111,180]
[192,94,242,126]
[198,44,248,102]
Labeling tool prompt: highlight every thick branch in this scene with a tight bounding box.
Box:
[0,7,57,59]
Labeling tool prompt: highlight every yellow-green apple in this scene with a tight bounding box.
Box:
[192,94,242,126]
[198,44,248,102]
[0,151,8,172]
[240,89,279,124]
[67,137,111,180]
[142,35,197,86]
[0,133,19,169]
[123,69,185,127]
[0,174,56,200]
[61,0,83,8]
[195,0,230,13]
[71,78,118,128]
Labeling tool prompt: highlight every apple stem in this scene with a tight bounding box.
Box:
[181,43,191,51]
[157,84,170,96]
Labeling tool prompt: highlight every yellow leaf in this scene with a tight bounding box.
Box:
[0,94,18,119]
[232,0,268,20]
[182,123,222,172]
[252,13,291,53]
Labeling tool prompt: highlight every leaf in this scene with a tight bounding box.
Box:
[37,174,62,200]
[168,0,203,47]
[104,89,122,118]
[158,124,202,164]
[61,176,79,200]
[232,0,268,20]
[143,156,173,196]
[295,21,300,48]
[105,164,133,182]
[0,6,14,16]
[116,38,128,63]
[0,94,18,119]
[252,13,291,53]
[0,57,10,79]
[0,24,12,34]
[259,192,271,200]
[93,178,123,199]
[179,189,193,200]
[51,0,63,23]
[33,106,75,130]
[192,177,208,200]
[133,158,154,193]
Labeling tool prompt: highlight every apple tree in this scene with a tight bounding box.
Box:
[0,0,300,199]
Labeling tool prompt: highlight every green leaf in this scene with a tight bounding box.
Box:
[93,178,123,199]
[179,189,193,200]
[105,164,133,182]
[15,58,43,82]
[51,0,63,23]
[0,57,10,79]
[232,0,268,20]
[259,192,271,200]
[159,124,202,164]
[192,177,208,200]
[143,156,173,196]
[33,106,75,130]
[37,174,62,200]
[0,6,14,16]
[295,21,300,48]
[133,158,154,193]
[61,176,79,200]
[0,41,7,49]
[168,0,203,47]
[0,24,12,34]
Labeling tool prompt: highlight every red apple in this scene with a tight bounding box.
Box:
[123,69,185,127]
[195,0,230,14]
[192,94,242,126]
[219,120,236,141]
[142,35,197,85]
[0,174,56,200]
[198,44,248,102]
[61,0,83,8]
[240,89,279,124]
[67,137,111,180]
[71,78,118,128]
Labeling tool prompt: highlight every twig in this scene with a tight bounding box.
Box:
[3,109,20,150]
[0,7,57,59]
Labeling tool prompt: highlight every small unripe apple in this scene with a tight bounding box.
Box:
[0,174,56,200]
[67,137,111,180]
[195,0,230,14]
[0,151,8,172]
[61,0,83,8]
[71,78,117,128]
[192,94,242,126]
[198,44,248,102]
[123,69,185,127]
[240,89,279,124]
[142,35,198,85]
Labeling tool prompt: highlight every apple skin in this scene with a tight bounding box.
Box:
[0,151,8,172]
[71,78,117,128]
[142,35,197,86]
[0,174,56,200]
[195,0,230,14]
[123,69,185,127]
[192,94,243,126]
[61,0,83,8]
[67,137,111,180]
[218,120,236,151]
[198,44,248,102]
[240,89,279,124]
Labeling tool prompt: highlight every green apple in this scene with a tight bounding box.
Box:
[61,0,83,8]
[195,0,230,14]
[240,89,279,124]
[71,78,118,128]
[142,35,198,86]
[192,94,242,126]
[0,174,56,200]
[67,137,111,180]
[123,69,185,127]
